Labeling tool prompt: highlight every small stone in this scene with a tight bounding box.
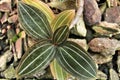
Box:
[109,68,119,80]
[97,70,107,80]
[91,54,112,64]
[109,0,117,7]
[68,38,88,51]
[6,25,11,30]
[0,50,13,71]
[48,0,76,10]
[8,14,18,23]
[9,9,17,16]
[117,55,120,73]
[84,0,101,25]
[89,38,120,57]
[105,6,120,25]
[70,15,87,37]
[3,65,15,79]
[1,29,6,34]
[92,21,120,37]
[0,0,11,12]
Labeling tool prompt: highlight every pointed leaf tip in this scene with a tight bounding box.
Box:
[18,2,52,40]
[16,41,56,78]
[56,41,97,79]
[53,25,69,45]
[51,10,75,32]
[22,0,55,23]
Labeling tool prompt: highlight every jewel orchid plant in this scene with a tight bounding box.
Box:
[16,0,97,80]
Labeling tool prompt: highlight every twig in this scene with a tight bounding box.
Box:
[69,0,84,29]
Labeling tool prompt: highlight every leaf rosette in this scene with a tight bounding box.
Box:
[17,1,97,80]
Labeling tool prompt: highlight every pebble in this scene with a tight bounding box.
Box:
[1,28,6,34]
[109,68,119,80]
[89,38,120,57]
[8,14,18,23]
[0,0,11,12]
[68,38,88,51]
[0,50,13,71]
[91,54,112,64]
[105,6,120,25]
[117,55,120,73]
[97,70,107,80]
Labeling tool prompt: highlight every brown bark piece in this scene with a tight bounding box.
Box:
[84,0,101,26]
[15,38,22,59]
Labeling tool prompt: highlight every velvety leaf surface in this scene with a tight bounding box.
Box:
[18,2,52,40]
[56,41,97,79]
[51,10,75,31]
[16,41,56,78]
[22,0,55,23]
[50,59,68,80]
[53,25,69,45]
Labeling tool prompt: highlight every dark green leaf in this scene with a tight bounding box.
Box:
[18,2,52,40]
[16,41,56,78]
[56,41,97,79]
[22,0,55,23]
[53,25,69,45]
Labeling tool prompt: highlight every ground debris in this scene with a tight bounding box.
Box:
[92,21,120,37]
[105,6,120,25]
[109,68,119,80]
[117,55,120,74]
[91,54,112,64]
[0,13,8,24]
[89,38,120,57]
[2,65,15,79]
[84,0,101,25]
[0,0,11,12]
[97,70,107,80]
[8,14,18,23]
[68,38,88,51]
[0,50,13,71]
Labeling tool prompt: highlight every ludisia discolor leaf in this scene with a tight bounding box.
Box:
[18,2,52,40]
[50,59,68,80]
[56,41,97,79]
[53,25,69,45]
[51,10,75,32]
[22,0,55,23]
[16,41,56,78]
